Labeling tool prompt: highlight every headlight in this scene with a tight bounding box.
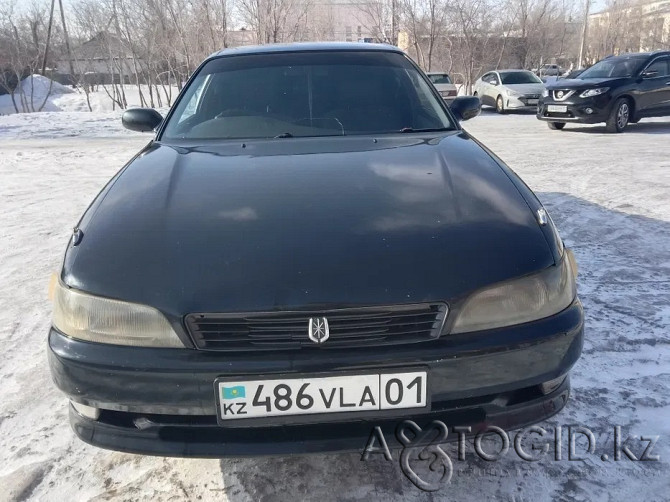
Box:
[451,253,577,334]
[580,87,609,98]
[505,89,521,97]
[542,89,549,97]
[52,279,184,347]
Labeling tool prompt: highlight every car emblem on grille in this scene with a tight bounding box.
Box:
[308,317,329,344]
[557,91,564,99]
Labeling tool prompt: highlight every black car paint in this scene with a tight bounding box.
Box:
[50,299,583,416]
[122,108,163,132]
[537,51,670,125]
[62,132,557,345]
[50,294,583,455]
[50,43,582,456]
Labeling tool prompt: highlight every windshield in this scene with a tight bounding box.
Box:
[579,56,646,78]
[428,73,452,84]
[161,51,455,140]
[500,71,543,85]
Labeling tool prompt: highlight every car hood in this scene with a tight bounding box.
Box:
[63,132,553,317]
[546,77,627,90]
[503,83,545,94]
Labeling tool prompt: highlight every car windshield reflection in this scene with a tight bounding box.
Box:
[161,52,456,141]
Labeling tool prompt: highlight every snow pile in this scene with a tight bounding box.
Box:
[0,75,75,114]
[0,81,177,115]
[18,74,75,97]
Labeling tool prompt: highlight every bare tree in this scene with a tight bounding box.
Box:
[356,0,399,45]
[0,0,57,112]
[423,0,449,70]
[0,0,600,115]
[238,0,311,43]
[448,0,500,93]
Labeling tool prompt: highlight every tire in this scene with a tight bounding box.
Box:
[606,98,631,133]
[548,122,566,130]
[496,95,506,114]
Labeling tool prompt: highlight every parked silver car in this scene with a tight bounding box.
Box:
[533,63,564,77]
[473,70,546,113]
[427,72,458,103]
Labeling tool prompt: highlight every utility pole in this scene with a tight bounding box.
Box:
[577,0,591,68]
[58,0,75,78]
[41,0,56,75]
[391,0,398,46]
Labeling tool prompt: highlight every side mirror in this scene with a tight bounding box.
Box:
[640,70,658,79]
[122,108,163,132]
[450,96,481,121]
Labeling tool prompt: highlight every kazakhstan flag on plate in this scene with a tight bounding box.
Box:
[222,385,246,400]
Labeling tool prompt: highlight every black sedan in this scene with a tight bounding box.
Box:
[48,43,583,457]
[537,51,670,132]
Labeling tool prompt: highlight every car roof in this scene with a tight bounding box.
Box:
[210,42,403,59]
[606,52,652,59]
[426,71,449,74]
[621,51,670,58]
[496,69,533,73]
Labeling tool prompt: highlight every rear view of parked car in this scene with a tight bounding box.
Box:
[537,51,670,132]
[427,72,458,103]
[473,70,545,113]
[534,64,563,77]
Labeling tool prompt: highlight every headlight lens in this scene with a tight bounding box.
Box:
[506,88,521,97]
[451,253,577,334]
[52,279,184,347]
[580,87,609,98]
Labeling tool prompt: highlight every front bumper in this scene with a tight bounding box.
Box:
[536,95,613,123]
[503,95,541,110]
[49,299,584,457]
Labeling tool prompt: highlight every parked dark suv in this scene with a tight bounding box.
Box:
[537,51,670,132]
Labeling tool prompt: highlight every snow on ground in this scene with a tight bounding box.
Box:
[0,80,176,115]
[0,109,669,501]
[0,111,138,139]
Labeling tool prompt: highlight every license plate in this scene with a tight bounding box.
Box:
[527,99,538,105]
[547,104,567,113]
[215,371,427,420]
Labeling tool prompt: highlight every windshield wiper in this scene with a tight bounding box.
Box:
[274,132,294,138]
[399,127,451,133]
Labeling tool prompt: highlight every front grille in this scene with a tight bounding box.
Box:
[552,90,575,101]
[185,303,448,351]
[520,97,539,105]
